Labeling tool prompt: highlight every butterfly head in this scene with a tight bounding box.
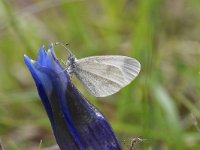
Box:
[55,42,76,76]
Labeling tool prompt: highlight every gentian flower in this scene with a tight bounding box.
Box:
[24,44,122,150]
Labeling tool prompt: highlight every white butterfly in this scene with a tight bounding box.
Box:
[56,43,141,97]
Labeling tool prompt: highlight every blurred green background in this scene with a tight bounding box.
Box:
[0,0,200,149]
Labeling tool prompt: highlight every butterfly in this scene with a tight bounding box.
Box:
[56,42,141,97]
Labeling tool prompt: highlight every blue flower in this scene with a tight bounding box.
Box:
[24,44,122,150]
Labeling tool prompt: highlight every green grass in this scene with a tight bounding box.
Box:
[0,0,200,149]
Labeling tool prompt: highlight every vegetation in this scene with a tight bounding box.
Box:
[0,0,200,149]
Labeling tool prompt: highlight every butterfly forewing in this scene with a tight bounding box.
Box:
[73,55,141,97]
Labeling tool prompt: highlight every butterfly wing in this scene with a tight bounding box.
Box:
[73,56,141,97]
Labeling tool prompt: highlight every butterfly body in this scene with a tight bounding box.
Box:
[66,54,76,77]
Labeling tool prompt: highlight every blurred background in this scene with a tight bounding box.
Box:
[0,0,200,149]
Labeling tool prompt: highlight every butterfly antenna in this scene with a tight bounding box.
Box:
[55,42,73,56]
